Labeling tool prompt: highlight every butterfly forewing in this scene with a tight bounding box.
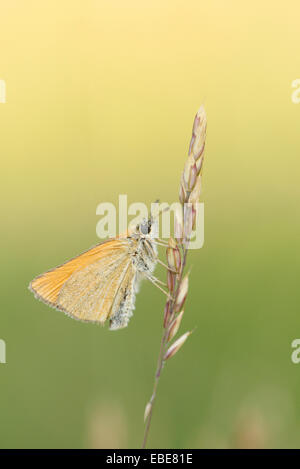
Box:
[29,239,133,323]
[57,254,131,323]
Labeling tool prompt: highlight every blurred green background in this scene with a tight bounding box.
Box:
[1,0,300,448]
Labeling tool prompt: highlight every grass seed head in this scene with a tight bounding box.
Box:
[183,156,198,193]
[183,203,194,241]
[174,273,189,312]
[166,238,181,272]
[189,105,207,163]
[163,300,171,328]
[144,402,152,422]
[163,331,192,361]
[179,176,187,205]
[188,175,202,205]
[167,270,176,294]
[167,310,184,342]
[174,205,184,242]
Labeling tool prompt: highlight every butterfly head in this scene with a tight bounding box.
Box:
[136,217,157,239]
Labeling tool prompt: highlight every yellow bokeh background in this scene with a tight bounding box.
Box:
[1,1,300,448]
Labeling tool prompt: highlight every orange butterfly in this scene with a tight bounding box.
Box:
[29,218,170,330]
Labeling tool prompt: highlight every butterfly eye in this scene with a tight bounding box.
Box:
[140,222,150,235]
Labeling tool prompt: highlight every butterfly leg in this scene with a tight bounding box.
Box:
[145,240,179,274]
[157,237,171,246]
[153,238,169,247]
[145,274,173,300]
[152,241,169,247]
[148,274,167,287]
[156,257,179,274]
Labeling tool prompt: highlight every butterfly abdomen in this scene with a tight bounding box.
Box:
[109,283,137,330]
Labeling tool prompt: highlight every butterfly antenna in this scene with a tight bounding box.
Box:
[150,200,170,221]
